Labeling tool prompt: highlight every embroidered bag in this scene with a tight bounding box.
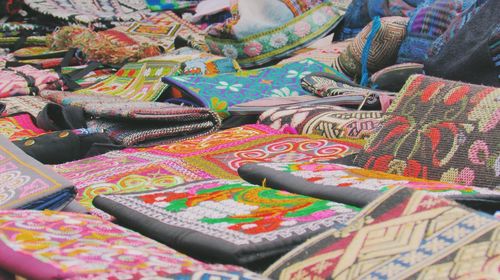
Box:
[135,124,360,179]
[354,74,500,188]
[205,0,348,67]
[396,0,475,64]
[162,59,337,117]
[333,16,408,84]
[259,105,383,145]
[0,136,75,210]
[75,48,240,102]
[0,210,264,279]
[424,0,499,87]
[238,162,500,213]
[40,90,222,147]
[94,179,359,268]
[0,65,62,98]
[264,187,500,279]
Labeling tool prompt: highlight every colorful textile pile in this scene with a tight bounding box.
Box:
[75,48,240,101]
[47,12,204,65]
[52,124,360,214]
[0,65,62,98]
[0,0,498,278]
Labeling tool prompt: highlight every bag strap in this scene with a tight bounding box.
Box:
[57,61,101,91]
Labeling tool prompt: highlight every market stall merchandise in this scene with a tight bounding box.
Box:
[0,0,498,279]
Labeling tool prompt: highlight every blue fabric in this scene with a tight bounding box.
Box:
[360,16,381,86]
[340,0,371,40]
[340,0,425,40]
[396,0,477,63]
[20,188,76,210]
[145,0,200,11]
[162,59,344,116]
[367,0,387,17]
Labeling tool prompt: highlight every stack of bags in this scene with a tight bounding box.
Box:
[0,0,498,279]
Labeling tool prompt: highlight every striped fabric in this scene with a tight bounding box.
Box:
[396,0,475,63]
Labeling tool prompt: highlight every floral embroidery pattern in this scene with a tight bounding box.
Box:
[215,81,243,92]
[271,87,299,97]
[99,179,358,245]
[243,41,263,57]
[294,21,311,37]
[286,69,311,79]
[223,45,238,59]
[0,210,262,279]
[206,3,344,67]
[162,59,333,115]
[356,75,500,188]
[269,33,289,48]
[246,162,499,197]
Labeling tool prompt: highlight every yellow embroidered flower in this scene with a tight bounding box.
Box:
[210,97,228,113]
[440,168,459,183]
